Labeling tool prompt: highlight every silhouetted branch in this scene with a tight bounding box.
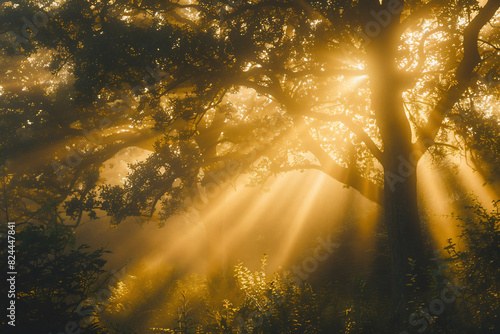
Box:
[416,0,500,157]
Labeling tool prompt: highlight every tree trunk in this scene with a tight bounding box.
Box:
[378,78,430,331]
[367,22,430,328]
[384,145,429,322]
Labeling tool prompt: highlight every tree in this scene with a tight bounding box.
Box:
[1,0,500,328]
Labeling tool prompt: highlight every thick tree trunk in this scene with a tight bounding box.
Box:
[378,78,430,331]
[384,145,429,320]
[366,18,430,327]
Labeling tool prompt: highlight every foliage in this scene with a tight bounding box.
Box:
[0,223,110,333]
[228,257,322,333]
[444,199,500,332]
[98,267,209,334]
[453,105,500,183]
[0,165,112,333]
[98,257,325,333]
[98,256,393,334]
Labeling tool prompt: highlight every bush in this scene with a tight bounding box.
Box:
[444,200,500,332]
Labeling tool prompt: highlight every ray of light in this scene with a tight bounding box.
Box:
[457,161,499,208]
[273,172,330,266]
[133,218,206,272]
[203,176,294,268]
[418,162,459,246]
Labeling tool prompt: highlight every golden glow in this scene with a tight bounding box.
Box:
[418,160,458,246]
[5,2,500,331]
[273,172,327,265]
[419,155,500,247]
[458,163,499,208]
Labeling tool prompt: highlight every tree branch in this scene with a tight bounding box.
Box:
[233,77,384,164]
[416,0,500,157]
[294,116,383,205]
[304,111,384,163]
